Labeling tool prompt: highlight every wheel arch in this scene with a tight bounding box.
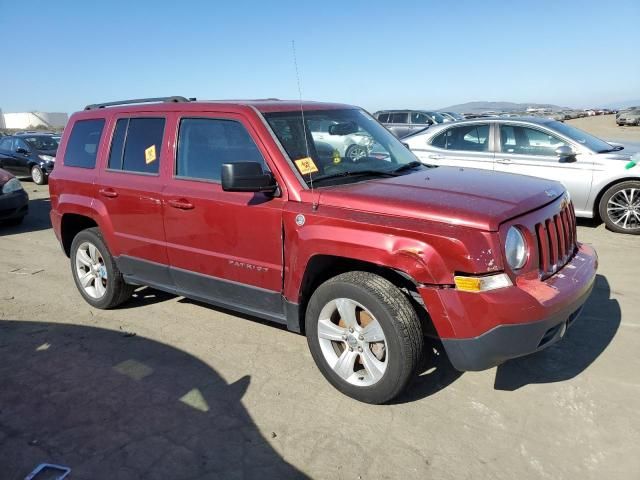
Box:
[592,176,640,220]
[60,213,98,256]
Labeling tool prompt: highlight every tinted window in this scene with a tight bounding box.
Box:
[0,138,12,151]
[15,139,29,151]
[500,125,568,156]
[176,118,265,181]
[121,118,165,174]
[411,113,432,125]
[377,113,390,123]
[23,136,58,151]
[63,119,105,168]
[430,124,490,151]
[390,112,408,123]
[108,118,128,170]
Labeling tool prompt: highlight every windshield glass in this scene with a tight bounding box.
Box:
[23,135,59,151]
[264,109,421,186]
[547,121,613,153]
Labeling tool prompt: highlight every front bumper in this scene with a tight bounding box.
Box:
[0,189,29,221]
[419,243,597,371]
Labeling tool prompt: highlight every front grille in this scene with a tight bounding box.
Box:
[535,201,577,279]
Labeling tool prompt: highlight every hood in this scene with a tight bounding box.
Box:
[317,167,564,231]
[0,168,14,185]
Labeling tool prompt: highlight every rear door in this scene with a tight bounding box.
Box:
[413,123,495,170]
[0,137,16,173]
[493,124,593,211]
[95,115,170,286]
[162,112,286,321]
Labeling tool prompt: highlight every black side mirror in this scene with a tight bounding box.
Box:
[555,145,576,163]
[221,162,277,194]
[16,147,30,155]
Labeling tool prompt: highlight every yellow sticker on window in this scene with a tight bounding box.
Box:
[145,145,157,164]
[294,157,319,175]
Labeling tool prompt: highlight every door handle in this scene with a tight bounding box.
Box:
[496,158,512,164]
[99,188,118,198]
[167,199,194,210]
[428,154,444,160]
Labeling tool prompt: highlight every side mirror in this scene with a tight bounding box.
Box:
[555,145,576,163]
[16,147,29,155]
[221,162,277,194]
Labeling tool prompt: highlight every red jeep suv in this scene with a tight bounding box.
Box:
[49,97,597,403]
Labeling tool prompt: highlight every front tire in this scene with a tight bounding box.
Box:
[305,271,423,404]
[31,165,47,185]
[70,227,134,308]
[599,181,640,234]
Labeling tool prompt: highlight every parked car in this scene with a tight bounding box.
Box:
[616,108,640,126]
[0,134,58,184]
[0,168,28,225]
[439,111,465,121]
[50,97,597,403]
[404,117,640,233]
[373,110,448,138]
[308,119,374,161]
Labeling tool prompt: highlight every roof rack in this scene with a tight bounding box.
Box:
[84,96,195,111]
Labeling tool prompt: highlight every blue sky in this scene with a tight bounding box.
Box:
[1,0,638,113]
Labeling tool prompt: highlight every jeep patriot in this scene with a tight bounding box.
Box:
[49,96,597,403]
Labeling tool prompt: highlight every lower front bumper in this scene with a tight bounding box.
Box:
[0,190,29,221]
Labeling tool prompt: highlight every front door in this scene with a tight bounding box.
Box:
[493,124,593,211]
[95,115,170,286]
[162,113,285,322]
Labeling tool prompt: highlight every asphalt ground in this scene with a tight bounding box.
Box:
[1,117,639,479]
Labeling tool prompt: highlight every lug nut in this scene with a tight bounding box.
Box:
[342,334,348,340]
[358,346,363,352]
[349,327,354,333]
[349,347,354,352]
[359,335,364,340]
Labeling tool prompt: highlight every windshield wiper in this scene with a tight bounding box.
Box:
[391,161,425,173]
[313,170,397,184]
[600,145,624,153]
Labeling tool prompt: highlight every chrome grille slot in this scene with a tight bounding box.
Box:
[535,201,577,279]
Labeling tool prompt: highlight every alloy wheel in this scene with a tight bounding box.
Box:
[607,188,640,230]
[75,241,108,298]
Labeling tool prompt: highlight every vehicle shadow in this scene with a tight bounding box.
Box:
[0,320,306,480]
[493,274,620,391]
[391,338,463,404]
[0,197,51,235]
[576,217,601,229]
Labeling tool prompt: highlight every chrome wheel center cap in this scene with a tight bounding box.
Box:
[346,335,358,348]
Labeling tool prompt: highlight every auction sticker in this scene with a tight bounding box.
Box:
[145,145,157,164]
[294,157,318,175]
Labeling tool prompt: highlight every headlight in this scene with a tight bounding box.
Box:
[38,154,55,162]
[2,177,24,194]
[505,226,527,270]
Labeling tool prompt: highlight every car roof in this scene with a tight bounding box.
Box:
[74,99,356,119]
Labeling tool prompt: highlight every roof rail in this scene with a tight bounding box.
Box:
[84,96,194,111]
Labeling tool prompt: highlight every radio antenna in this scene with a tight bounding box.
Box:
[291,40,316,203]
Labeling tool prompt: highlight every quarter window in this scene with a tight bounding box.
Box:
[430,124,490,151]
[500,125,568,155]
[176,118,266,182]
[107,118,165,174]
[63,119,105,168]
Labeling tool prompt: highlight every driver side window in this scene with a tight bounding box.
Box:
[500,125,568,156]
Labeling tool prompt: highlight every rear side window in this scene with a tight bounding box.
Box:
[430,124,490,151]
[63,119,105,168]
[389,112,408,123]
[176,118,265,182]
[0,137,13,151]
[107,118,165,174]
[377,113,390,123]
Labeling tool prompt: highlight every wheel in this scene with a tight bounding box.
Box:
[31,165,47,185]
[70,227,134,308]
[599,181,640,234]
[345,144,368,162]
[305,271,423,404]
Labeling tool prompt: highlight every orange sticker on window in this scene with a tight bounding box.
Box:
[294,157,319,175]
[145,145,157,164]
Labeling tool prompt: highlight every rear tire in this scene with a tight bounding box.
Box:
[305,271,423,404]
[70,227,134,308]
[599,181,640,234]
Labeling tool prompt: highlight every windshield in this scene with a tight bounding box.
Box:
[23,135,59,151]
[264,108,421,186]
[547,121,613,153]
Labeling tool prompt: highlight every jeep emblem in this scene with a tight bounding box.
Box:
[544,189,557,198]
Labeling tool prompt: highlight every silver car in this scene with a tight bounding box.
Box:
[403,117,640,234]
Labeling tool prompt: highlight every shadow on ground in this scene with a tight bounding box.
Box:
[0,196,51,235]
[0,321,306,480]
[494,274,620,391]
